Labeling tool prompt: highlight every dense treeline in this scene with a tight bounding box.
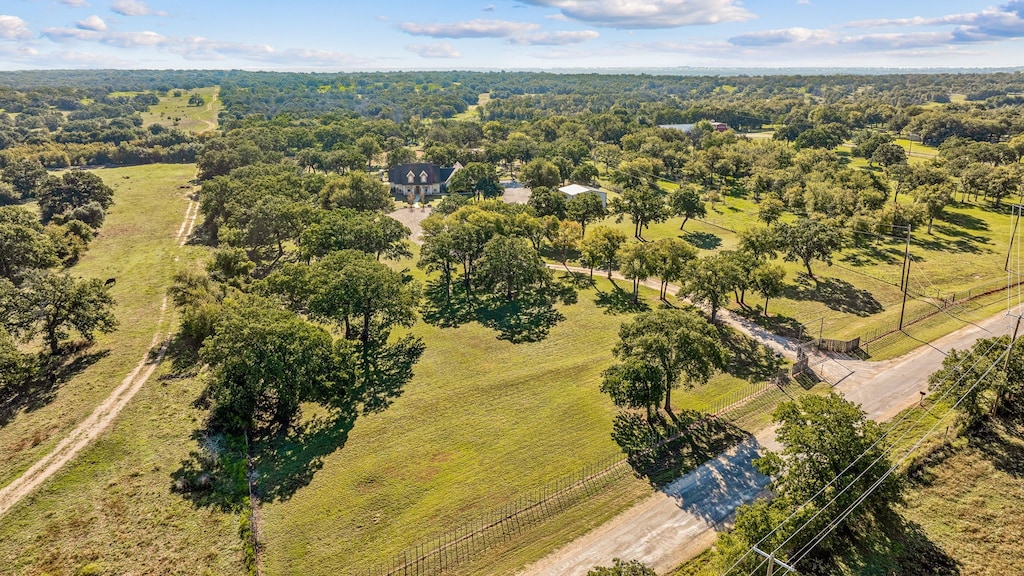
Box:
[0,88,201,168]
[1,70,1022,177]
[4,69,1024,129]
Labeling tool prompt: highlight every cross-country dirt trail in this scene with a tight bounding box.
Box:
[197,88,219,134]
[177,193,199,247]
[0,187,199,520]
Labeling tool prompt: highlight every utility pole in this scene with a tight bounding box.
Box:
[993,313,1024,416]
[1006,203,1022,272]
[901,225,917,332]
[899,224,911,291]
[752,546,798,575]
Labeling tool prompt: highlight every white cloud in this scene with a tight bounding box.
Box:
[508,30,600,45]
[729,27,833,47]
[42,27,102,42]
[846,14,979,29]
[111,0,165,17]
[518,0,756,29]
[844,2,1024,43]
[483,4,496,11]
[40,25,370,66]
[76,15,107,31]
[729,27,957,50]
[399,19,540,38]
[103,30,168,47]
[0,43,137,68]
[60,0,89,6]
[0,15,33,41]
[406,42,461,58]
[729,2,1024,52]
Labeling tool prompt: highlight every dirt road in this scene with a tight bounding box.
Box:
[0,194,199,520]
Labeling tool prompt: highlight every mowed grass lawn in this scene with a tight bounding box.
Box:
[258,274,767,575]
[0,163,242,575]
[140,86,221,134]
[593,186,1015,358]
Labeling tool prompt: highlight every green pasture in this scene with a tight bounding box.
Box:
[589,183,1015,360]
[140,87,221,134]
[257,268,783,574]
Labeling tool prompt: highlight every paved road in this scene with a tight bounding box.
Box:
[522,433,778,574]
[519,269,1017,575]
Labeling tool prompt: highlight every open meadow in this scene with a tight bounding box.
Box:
[590,179,1017,361]
[0,164,201,489]
[140,87,221,134]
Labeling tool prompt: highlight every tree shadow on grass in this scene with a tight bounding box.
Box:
[251,412,357,503]
[419,280,475,329]
[680,231,722,250]
[731,305,806,340]
[594,279,651,315]
[968,418,1024,479]
[171,427,251,512]
[554,269,594,290]
[421,277,575,343]
[783,275,884,316]
[0,344,110,427]
[913,231,985,255]
[171,410,357,511]
[612,409,748,487]
[941,209,989,232]
[802,516,960,576]
[839,242,903,266]
[477,281,573,343]
[719,327,785,382]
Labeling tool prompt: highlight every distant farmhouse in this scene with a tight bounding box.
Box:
[558,184,607,207]
[388,162,463,203]
[659,121,728,133]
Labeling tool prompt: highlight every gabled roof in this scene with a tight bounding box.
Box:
[388,163,441,185]
[439,162,463,184]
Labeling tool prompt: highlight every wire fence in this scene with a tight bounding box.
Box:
[861,275,1024,352]
[696,215,739,233]
[363,376,793,576]
[704,380,776,416]
[365,453,628,576]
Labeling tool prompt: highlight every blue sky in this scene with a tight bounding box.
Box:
[1,0,1023,70]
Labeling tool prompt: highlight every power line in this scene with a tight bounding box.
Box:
[754,338,1006,573]
[788,341,1011,567]
[721,335,1006,576]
